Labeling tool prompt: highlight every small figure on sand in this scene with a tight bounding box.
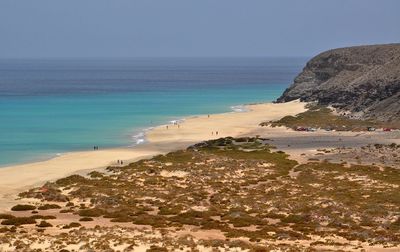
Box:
[216,131,219,135]
[212,131,214,135]
[166,125,169,130]
[208,114,210,118]
[93,146,99,150]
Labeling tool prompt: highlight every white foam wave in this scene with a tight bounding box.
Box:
[230,105,249,113]
[130,131,147,146]
[169,118,185,125]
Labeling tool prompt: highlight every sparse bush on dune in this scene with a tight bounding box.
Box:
[11,204,36,211]
[110,216,133,222]
[88,171,104,178]
[59,209,74,213]
[66,202,74,207]
[0,227,11,233]
[29,215,56,220]
[38,204,61,210]
[1,217,36,226]
[79,217,94,222]
[0,214,15,219]
[63,222,81,229]
[261,104,397,131]
[37,220,53,228]
[78,208,105,217]
[56,174,87,186]
[146,245,168,252]
[18,182,69,202]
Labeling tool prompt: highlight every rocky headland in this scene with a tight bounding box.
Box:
[277,44,400,122]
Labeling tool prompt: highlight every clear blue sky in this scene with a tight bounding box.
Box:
[0,0,399,58]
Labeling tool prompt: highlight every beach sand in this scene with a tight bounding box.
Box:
[0,100,307,210]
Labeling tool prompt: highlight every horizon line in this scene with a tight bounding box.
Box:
[0,55,311,60]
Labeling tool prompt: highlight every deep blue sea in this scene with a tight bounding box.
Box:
[0,58,306,166]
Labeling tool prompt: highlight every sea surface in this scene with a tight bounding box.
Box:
[0,58,306,167]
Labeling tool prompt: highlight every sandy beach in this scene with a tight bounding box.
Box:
[0,100,307,210]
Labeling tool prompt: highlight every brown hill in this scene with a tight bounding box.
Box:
[277,44,400,122]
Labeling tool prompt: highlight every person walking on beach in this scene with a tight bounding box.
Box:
[216,131,219,136]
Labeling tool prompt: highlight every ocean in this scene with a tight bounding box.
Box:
[0,57,306,167]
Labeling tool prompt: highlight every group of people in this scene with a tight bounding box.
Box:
[165,115,220,136]
[93,146,99,150]
[166,123,180,130]
[117,160,124,165]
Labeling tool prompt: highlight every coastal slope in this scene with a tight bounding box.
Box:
[277,43,400,122]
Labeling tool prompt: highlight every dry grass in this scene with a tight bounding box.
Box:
[261,104,399,130]
[0,137,399,251]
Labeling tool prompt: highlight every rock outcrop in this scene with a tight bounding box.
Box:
[277,44,400,122]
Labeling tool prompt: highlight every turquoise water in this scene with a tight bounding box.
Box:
[0,58,306,166]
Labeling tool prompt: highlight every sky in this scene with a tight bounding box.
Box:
[0,0,399,58]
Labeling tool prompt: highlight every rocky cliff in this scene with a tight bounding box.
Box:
[277,44,400,122]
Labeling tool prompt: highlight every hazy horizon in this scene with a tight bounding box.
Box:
[0,0,399,58]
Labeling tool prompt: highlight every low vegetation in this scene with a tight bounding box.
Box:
[0,137,399,251]
[1,217,36,226]
[38,204,61,210]
[261,104,399,131]
[37,220,53,228]
[10,204,36,211]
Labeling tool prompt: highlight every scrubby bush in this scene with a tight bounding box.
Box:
[63,222,81,229]
[38,204,61,210]
[11,204,36,211]
[60,209,74,213]
[146,245,168,252]
[79,217,94,222]
[29,215,56,220]
[37,220,53,228]
[110,216,133,222]
[0,214,15,219]
[1,217,36,226]
[78,208,104,217]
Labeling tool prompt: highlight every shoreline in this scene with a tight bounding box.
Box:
[0,103,254,169]
[0,100,307,210]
